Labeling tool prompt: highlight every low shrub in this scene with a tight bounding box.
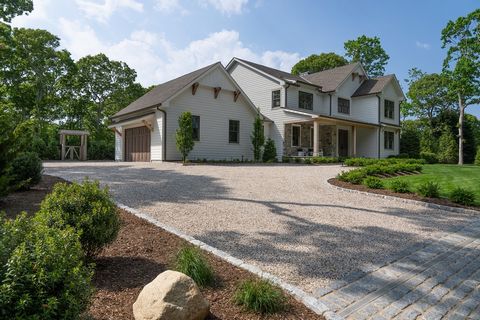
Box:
[337,170,367,184]
[36,179,120,258]
[175,246,214,287]
[234,279,286,314]
[0,213,93,319]
[343,157,425,167]
[312,156,339,164]
[420,152,438,164]
[9,152,43,190]
[389,180,411,193]
[303,157,312,164]
[449,187,476,206]
[294,157,301,163]
[262,138,277,163]
[363,176,384,189]
[416,181,440,198]
[475,148,480,166]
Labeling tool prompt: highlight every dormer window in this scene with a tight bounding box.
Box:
[338,98,350,114]
[299,91,313,110]
[272,90,281,108]
[385,100,394,119]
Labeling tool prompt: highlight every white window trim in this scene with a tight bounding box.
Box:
[384,130,394,150]
[291,125,301,147]
[384,100,395,119]
[338,97,351,115]
[228,119,240,144]
[298,91,313,110]
[271,88,281,109]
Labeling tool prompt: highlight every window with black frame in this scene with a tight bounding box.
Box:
[384,100,394,119]
[272,90,281,108]
[338,98,350,114]
[384,131,394,149]
[229,120,239,143]
[192,115,200,141]
[298,91,313,110]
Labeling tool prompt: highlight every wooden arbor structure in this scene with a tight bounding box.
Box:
[59,130,89,161]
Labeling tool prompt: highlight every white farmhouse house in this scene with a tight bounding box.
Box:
[226,58,404,159]
[111,58,404,162]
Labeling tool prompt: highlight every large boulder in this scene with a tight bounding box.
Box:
[133,270,210,320]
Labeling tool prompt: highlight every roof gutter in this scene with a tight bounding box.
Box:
[156,105,167,161]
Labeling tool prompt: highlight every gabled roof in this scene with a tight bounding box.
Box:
[351,74,395,97]
[113,62,219,118]
[301,62,360,92]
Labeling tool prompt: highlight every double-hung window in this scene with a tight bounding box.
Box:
[192,115,200,141]
[384,100,394,119]
[298,91,313,110]
[338,98,350,114]
[384,131,394,150]
[229,120,240,143]
[272,90,281,108]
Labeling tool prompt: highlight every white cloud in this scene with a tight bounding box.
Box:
[415,41,430,50]
[75,0,143,23]
[154,0,188,15]
[12,0,51,27]
[200,0,249,15]
[57,21,299,86]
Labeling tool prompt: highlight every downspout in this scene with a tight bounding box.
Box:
[156,105,167,161]
[377,95,381,158]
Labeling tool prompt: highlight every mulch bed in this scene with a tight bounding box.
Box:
[1,175,322,320]
[328,178,480,212]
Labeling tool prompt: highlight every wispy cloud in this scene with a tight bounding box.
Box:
[75,0,143,23]
[154,0,189,15]
[200,0,249,15]
[415,41,430,50]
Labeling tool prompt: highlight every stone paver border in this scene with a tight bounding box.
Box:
[327,182,479,216]
[116,202,341,320]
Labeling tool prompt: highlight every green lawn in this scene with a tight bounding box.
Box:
[385,164,480,204]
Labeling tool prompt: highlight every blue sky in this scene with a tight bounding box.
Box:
[12,0,479,116]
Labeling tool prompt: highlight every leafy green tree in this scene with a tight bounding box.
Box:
[438,126,458,164]
[400,120,421,158]
[344,35,389,77]
[176,112,195,164]
[405,68,455,125]
[291,53,348,75]
[0,100,16,196]
[262,138,277,162]
[441,9,480,164]
[0,0,33,22]
[475,147,480,166]
[251,115,265,161]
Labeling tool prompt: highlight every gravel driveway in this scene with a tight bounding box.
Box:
[44,161,477,295]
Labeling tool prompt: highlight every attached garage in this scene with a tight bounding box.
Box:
[124,126,151,162]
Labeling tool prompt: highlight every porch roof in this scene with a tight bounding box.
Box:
[283,108,379,128]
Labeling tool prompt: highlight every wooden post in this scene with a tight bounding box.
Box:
[60,133,65,160]
[83,134,87,161]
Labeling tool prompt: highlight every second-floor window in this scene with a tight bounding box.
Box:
[272,90,281,108]
[229,120,240,143]
[299,91,313,110]
[338,98,350,114]
[384,100,394,119]
[192,115,200,141]
[384,131,394,150]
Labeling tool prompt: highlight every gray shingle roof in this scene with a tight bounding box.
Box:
[351,75,394,97]
[236,58,306,83]
[113,62,220,118]
[301,62,360,92]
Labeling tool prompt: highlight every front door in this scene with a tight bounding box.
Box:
[338,129,349,157]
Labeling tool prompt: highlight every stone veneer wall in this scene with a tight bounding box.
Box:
[284,123,337,156]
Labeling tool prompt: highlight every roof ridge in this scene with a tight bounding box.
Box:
[305,61,359,77]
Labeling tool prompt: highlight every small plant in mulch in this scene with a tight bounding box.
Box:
[416,181,440,198]
[389,179,411,193]
[362,176,384,189]
[337,170,367,184]
[175,246,214,287]
[449,187,476,206]
[234,279,286,314]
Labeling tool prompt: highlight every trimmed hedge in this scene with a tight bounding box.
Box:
[363,176,384,189]
[338,163,422,184]
[282,156,339,164]
[343,157,425,167]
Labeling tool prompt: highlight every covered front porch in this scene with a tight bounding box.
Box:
[283,117,379,158]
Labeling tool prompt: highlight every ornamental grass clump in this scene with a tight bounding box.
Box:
[175,246,214,287]
[389,179,411,193]
[416,181,440,198]
[234,279,286,314]
[449,187,476,206]
[36,179,120,258]
[362,176,384,189]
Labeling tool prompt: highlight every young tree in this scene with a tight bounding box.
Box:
[291,53,348,75]
[400,120,421,158]
[438,126,458,164]
[175,112,195,164]
[441,9,480,165]
[251,115,265,161]
[344,35,389,77]
[262,138,277,162]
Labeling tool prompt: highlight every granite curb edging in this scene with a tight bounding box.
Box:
[326,181,480,215]
[116,202,341,320]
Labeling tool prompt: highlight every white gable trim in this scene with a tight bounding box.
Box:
[334,62,368,93]
[226,58,284,85]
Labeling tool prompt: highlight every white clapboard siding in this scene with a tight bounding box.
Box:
[380,82,401,126]
[356,127,379,158]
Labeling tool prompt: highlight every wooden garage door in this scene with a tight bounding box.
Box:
[124,126,151,162]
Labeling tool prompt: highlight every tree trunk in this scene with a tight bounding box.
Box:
[458,93,464,165]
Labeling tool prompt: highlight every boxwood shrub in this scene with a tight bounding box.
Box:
[36,179,120,258]
[363,176,384,189]
[449,187,476,206]
[9,152,43,190]
[389,180,411,193]
[0,213,93,319]
[337,170,367,184]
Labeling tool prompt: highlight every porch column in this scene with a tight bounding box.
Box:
[352,125,357,157]
[313,121,319,156]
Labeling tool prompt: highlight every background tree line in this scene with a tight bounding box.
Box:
[291,9,480,165]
